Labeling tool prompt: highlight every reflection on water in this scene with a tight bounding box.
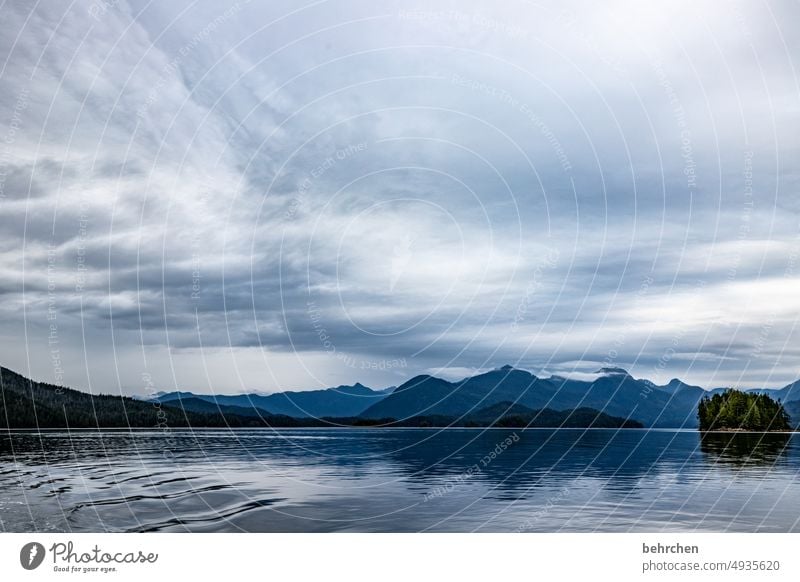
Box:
[700,432,792,467]
[1,428,799,532]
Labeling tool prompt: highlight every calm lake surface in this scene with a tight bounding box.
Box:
[1,428,798,532]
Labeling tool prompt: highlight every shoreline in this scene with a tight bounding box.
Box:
[2,426,796,433]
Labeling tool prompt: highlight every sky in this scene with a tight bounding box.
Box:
[0,0,799,395]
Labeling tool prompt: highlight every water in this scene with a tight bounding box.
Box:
[1,428,798,532]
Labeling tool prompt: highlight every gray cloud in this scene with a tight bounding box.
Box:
[1,0,799,394]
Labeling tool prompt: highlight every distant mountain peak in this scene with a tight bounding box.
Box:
[495,365,536,375]
[407,374,436,382]
[395,374,442,389]
[595,367,630,376]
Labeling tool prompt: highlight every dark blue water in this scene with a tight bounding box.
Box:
[1,428,798,532]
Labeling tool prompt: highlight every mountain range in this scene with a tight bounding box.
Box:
[155,383,393,418]
[153,365,800,429]
[0,364,636,429]
[3,363,800,429]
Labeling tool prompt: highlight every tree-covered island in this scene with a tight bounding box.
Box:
[698,389,791,432]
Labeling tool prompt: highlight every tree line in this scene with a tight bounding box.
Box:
[698,389,791,431]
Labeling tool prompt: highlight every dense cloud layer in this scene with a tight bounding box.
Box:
[1,0,798,394]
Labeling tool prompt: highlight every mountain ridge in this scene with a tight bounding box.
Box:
[359,366,800,428]
[155,381,392,418]
[4,364,800,428]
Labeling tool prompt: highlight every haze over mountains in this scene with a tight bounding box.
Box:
[154,365,800,429]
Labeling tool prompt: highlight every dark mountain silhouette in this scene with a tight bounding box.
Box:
[746,379,800,404]
[467,401,540,421]
[0,365,638,430]
[0,366,261,428]
[463,401,642,428]
[4,363,800,429]
[359,368,556,420]
[360,367,708,427]
[162,396,271,418]
[659,378,705,394]
[359,367,800,428]
[780,400,800,429]
[155,382,389,418]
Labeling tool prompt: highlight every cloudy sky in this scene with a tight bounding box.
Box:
[1,0,798,395]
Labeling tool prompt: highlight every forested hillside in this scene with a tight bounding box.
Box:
[698,389,791,431]
[0,366,260,428]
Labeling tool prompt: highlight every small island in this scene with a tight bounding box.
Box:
[698,389,791,432]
